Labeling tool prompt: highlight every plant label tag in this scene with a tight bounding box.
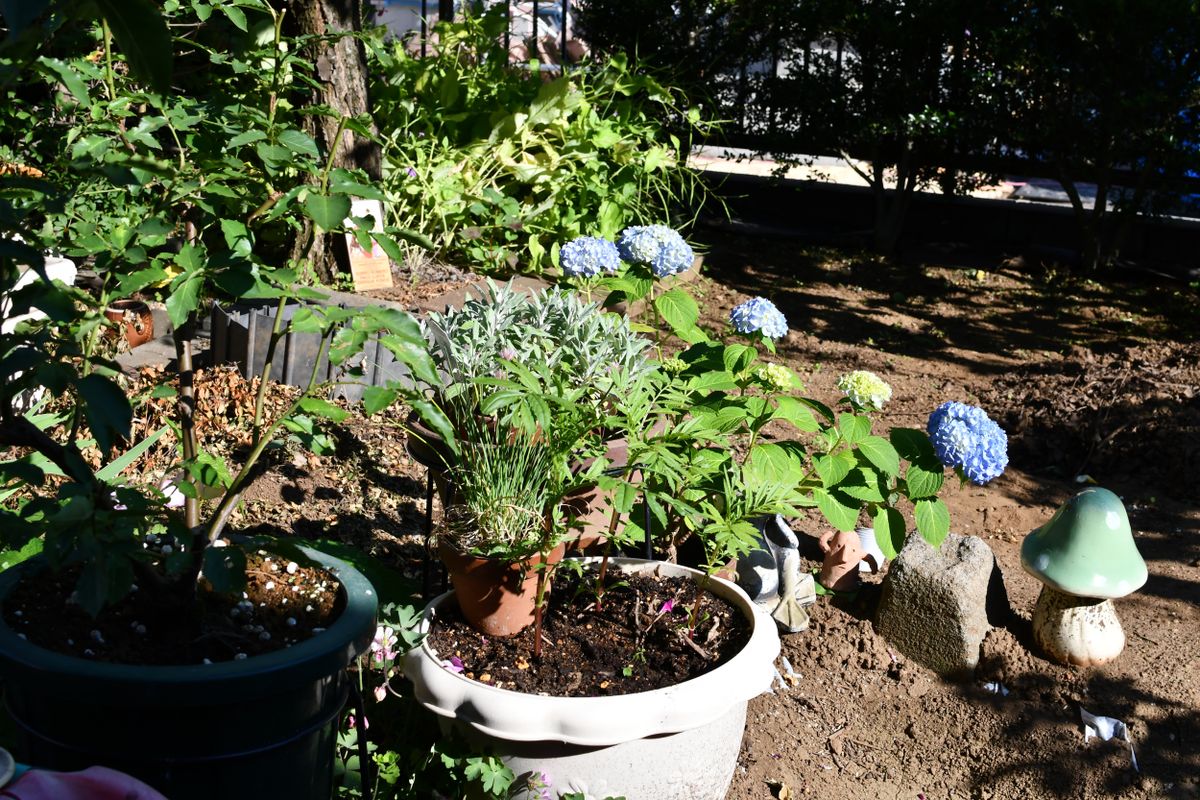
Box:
[344,198,393,292]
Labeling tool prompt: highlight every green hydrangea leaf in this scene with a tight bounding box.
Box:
[914,497,950,548]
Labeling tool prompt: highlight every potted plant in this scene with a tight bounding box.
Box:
[402,370,786,798]
[0,3,449,798]
[393,231,799,799]
[390,226,1002,798]
[411,280,655,547]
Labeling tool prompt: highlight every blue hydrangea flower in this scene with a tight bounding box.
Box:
[926,401,1008,485]
[559,236,620,278]
[729,297,788,340]
[616,225,694,278]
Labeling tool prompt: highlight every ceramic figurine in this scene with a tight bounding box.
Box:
[736,515,816,633]
[817,529,881,592]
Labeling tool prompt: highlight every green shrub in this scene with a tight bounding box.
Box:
[367,7,712,275]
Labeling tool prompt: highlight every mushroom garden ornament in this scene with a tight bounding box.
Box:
[1021,488,1147,666]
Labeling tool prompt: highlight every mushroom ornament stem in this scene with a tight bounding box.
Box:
[1032,585,1126,667]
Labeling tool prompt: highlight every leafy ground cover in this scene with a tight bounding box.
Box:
[46,231,1199,799]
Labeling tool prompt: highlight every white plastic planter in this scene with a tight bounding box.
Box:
[403,558,780,800]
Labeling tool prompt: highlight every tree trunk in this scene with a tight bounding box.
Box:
[281,0,382,284]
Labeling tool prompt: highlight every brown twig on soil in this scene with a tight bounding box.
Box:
[1131,630,1162,647]
[676,628,712,660]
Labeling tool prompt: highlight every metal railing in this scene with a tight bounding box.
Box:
[373,0,581,67]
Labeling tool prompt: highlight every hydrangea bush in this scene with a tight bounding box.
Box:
[552,225,1010,573]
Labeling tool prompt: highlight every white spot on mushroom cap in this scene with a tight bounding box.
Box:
[1105,511,1121,530]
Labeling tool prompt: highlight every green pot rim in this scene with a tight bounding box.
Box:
[0,543,378,705]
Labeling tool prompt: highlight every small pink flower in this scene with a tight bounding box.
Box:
[441,656,464,674]
[373,684,387,703]
[370,626,397,663]
[660,598,676,614]
[347,714,369,730]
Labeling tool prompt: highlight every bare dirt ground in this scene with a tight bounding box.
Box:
[113,232,1199,800]
[692,232,1200,800]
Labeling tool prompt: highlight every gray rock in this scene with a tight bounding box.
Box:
[875,532,1005,679]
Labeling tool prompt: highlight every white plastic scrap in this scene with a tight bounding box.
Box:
[1080,706,1139,772]
[982,681,1010,697]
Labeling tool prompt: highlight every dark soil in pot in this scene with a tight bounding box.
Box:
[424,563,751,697]
[2,550,342,664]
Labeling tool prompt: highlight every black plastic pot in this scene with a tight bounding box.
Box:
[0,546,377,800]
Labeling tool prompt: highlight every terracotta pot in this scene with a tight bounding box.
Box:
[562,434,632,553]
[438,540,566,637]
[104,300,154,348]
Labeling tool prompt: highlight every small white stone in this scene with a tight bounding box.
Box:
[66,638,74,646]
[83,648,94,657]
[311,627,325,635]
[135,624,147,635]
[259,631,271,641]
[130,584,138,592]
[286,562,298,575]
[212,539,228,549]
[292,585,301,593]
[161,545,173,555]
[286,618,297,627]
[13,610,21,617]
[270,563,279,572]
[16,633,26,640]
[305,605,313,613]
[202,658,213,665]
[90,630,104,643]
[281,598,288,605]
[265,581,275,591]
[234,653,247,660]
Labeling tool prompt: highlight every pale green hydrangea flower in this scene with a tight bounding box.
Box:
[660,357,688,375]
[756,363,795,392]
[837,370,892,411]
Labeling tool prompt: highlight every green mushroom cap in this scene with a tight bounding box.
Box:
[1021,487,1148,599]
